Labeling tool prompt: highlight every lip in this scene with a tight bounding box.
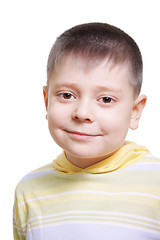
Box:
[65,130,101,140]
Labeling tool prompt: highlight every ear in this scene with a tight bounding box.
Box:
[43,86,48,118]
[130,95,147,130]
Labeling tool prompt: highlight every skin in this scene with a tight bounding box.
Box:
[43,58,146,168]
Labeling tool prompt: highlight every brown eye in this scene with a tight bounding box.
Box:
[58,92,75,100]
[63,93,72,99]
[102,97,112,103]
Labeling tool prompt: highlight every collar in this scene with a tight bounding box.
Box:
[53,142,149,174]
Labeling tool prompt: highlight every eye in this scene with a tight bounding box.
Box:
[98,97,114,104]
[58,92,75,100]
[62,93,73,99]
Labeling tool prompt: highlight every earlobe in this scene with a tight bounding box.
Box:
[43,86,48,112]
[130,95,147,130]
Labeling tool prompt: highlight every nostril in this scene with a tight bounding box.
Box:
[86,118,91,122]
[84,118,93,123]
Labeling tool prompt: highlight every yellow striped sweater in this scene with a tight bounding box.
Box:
[13,142,160,239]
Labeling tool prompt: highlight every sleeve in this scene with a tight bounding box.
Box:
[13,193,26,240]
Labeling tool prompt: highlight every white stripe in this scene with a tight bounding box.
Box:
[13,213,20,226]
[124,162,160,171]
[13,224,26,235]
[25,215,160,231]
[18,190,160,207]
[19,168,56,182]
[13,225,24,232]
[26,219,160,237]
[145,154,159,160]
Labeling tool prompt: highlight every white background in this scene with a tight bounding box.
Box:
[0,0,160,238]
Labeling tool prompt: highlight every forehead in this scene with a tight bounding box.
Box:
[49,57,134,96]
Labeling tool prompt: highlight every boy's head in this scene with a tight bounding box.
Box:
[43,22,146,168]
[47,22,143,96]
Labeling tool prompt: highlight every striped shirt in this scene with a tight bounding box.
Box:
[13,146,160,240]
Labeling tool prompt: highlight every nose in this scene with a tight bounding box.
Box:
[72,100,94,123]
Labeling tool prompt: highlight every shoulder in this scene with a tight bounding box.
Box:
[14,162,57,198]
[119,153,160,185]
[126,153,160,170]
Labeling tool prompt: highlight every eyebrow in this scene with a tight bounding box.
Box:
[94,85,122,93]
[54,82,78,89]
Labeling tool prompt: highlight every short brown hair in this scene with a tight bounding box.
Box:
[47,22,143,95]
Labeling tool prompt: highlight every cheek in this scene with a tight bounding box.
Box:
[48,105,63,128]
[99,108,132,134]
[47,103,71,130]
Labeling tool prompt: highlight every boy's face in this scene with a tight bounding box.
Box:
[44,58,146,168]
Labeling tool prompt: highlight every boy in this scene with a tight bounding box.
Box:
[13,23,160,240]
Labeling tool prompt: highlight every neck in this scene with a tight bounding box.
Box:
[65,147,121,169]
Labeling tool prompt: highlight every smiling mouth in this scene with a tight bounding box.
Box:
[65,130,101,140]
